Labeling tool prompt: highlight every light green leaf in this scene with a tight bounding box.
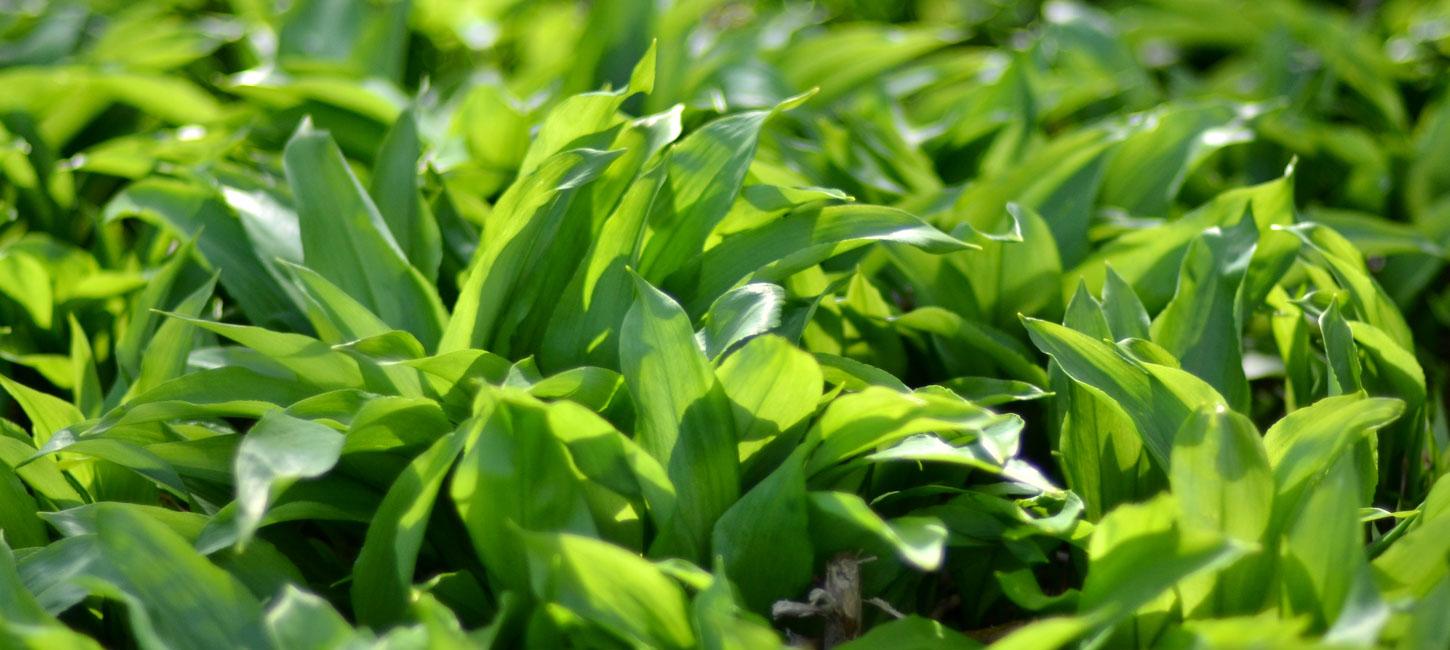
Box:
[284,121,447,346]
[233,411,345,547]
[697,283,785,360]
[619,276,738,562]
[521,531,695,649]
[441,147,623,354]
[353,420,474,627]
[710,449,812,612]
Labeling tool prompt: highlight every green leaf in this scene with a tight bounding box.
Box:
[804,386,1019,476]
[941,377,1050,406]
[280,260,392,345]
[64,316,99,418]
[1263,394,1402,535]
[233,411,345,546]
[687,204,974,313]
[1280,453,1379,633]
[0,373,84,447]
[1170,406,1273,615]
[716,334,822,445]
[1149,215,1258,411]
[1101,266,1151,340]
[619,276,738,562]
[1024,317,1227,469]
[697,283,785,360]
[370,108,442,282]
[807,491,947,571]
[352,420,474,627]
[1288,222,1414,351]
[102,178,302,330]
[1373,477,1450,600]
[88,504,271,650]
[521,531,695,649]
[441,147,623,354]
[0,250,53,329]
[1069,170,1295,312]
[128,275,216,399]
[836,616,981,649]
[640,105,791,284]
[452,391,598,592]
[710,449,812,612]
[265,585,360,650]
[1099,103,1254,217]
[540,155,672,371]
[283,121,447,346]
[1320,299,1363,396]
[0,460,46,548]
[895,307,1048,386]
[157,313,364,390]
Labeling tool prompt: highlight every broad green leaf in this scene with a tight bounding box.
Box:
[640,101,801,284]
[540,156,671,371]
[64,315,99,417]
[1081,497,1246,643]
[716,334,822,445]
[807,491,947,571]
[0,373,84,447]
[0,437,83,508]
[1288,222,1414,351]
[545,401,674,516]
[949,128,1117,267]
[280,260,392,345]
[803,385,1017,476]
[158,313,364,390]
[1099,103,1254,217]
[283,121,447,346]
[370,108,442,282]
[233,411,345,546]
[1101,266,1151,340]
[710,449,811,612]
[88,505,271,650]
[0,461,46,548]
[0,534,56,627]
[102,178,302,330]
[353,420,475,627]
[1263,394,1402,535]
[1280,453,1383,636]
[266,585,360,650]
[441,147,623,354]
[88,367,317,434]
[697,283,785,359]
[687,204,974,313]
[1069,170,1295,312]
[1150,216,1258,411]
[128,275,216,399]
[941,377,1050,406]
[113,237,197,380]
[940,202,1063,329]
[521,531,695,649]
[1320,299,1363,396]
[452,391,597,591]
[517,42,655,177]
[690,558,783,649]
[895,307,1048,386]
[1170,406,1273,616]
[1373,476,1450,600]
[0,251,53,328]
[837,616,981,649]
[1024,317,1227,468]
[619,276,738,562]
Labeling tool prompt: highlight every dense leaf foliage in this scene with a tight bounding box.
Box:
[2,0,1449,648]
